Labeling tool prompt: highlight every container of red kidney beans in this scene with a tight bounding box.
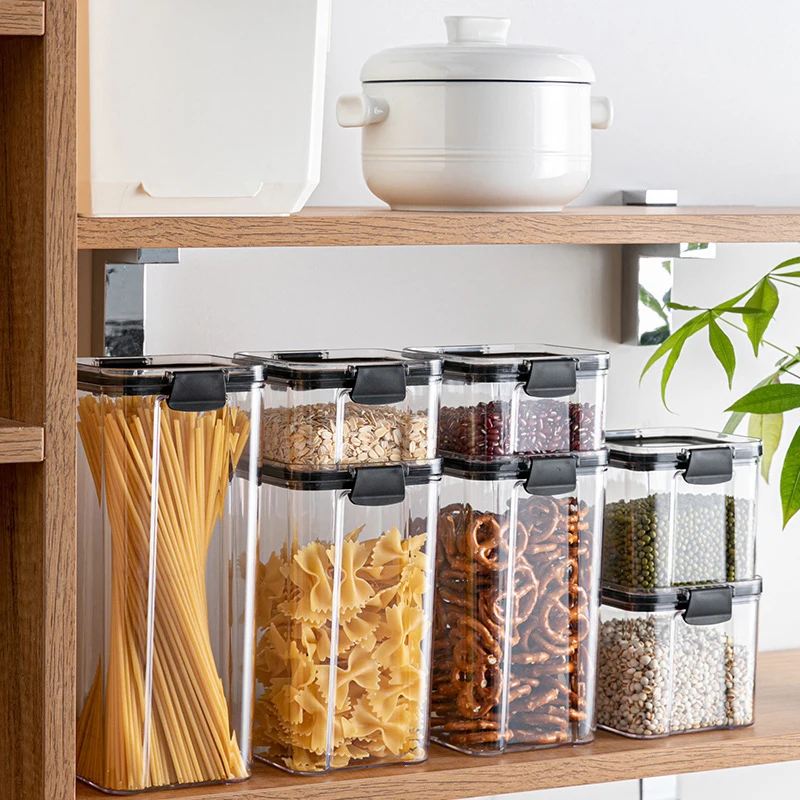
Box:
[404,345,608,457]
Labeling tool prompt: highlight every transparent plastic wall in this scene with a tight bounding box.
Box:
[603,459,758,589]
[430,463,605,753]
[253,471,440,773]
[597,593,759,737]
[75,388,260,793]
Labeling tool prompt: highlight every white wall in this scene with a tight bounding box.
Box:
[145,1,800,797]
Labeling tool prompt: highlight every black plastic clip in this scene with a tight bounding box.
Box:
[683,586,734,626]
[524,456,577,496]
[167,370,227,412]
[351,364,407,405]
[101,357,151,368]
[524,359,578,398]
[275,351,325,362]
[681,446,734,485]
[349,466,406,507]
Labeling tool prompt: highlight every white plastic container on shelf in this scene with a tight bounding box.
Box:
[78,0,331,217]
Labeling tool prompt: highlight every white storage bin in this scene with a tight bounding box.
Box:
[78,0,331,217]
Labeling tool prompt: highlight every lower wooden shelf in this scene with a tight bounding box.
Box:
[75,649,800,800]
[0,417,44,463]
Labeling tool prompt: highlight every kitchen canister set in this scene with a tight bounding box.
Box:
[76,349,763,792]
[78,10,612,217]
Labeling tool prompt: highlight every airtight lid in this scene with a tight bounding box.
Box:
[236,349,441,398]
[608,427,763,474]
[602,578,762,619]
[77,356,262,399]
[406,344,608,396]
[360,17,595,84]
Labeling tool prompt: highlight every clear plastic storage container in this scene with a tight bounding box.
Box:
[597,580,761,737]
[253,461,441,773]
[406,344,608,458]
[236,349,441,469]
[76,356,262,793]
[431,451,606,753]
[603,429,761,590]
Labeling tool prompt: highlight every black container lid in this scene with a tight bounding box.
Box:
[235,349,441,395]
[602,578,763,615]
[77,355,262,396]
[443,451,607,496]
[405,344,609,388]
[608,427,762,473]
[258,459,442,499]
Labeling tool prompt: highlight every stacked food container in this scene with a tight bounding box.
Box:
[76,357,262,792]
[406,345,609,753]
[235,350,443,773]
[598,428,763,737]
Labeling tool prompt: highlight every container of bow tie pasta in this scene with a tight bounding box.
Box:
[603,428,761,591]
[252,459,441,773]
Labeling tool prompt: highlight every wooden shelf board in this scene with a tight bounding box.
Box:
[0,1,44,36]
[76,649,800,800]
[0,418,44,463]
[76,206,800,249]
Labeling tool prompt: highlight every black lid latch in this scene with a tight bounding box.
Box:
[683,586,734,625]
[681,446,734,485]
[351,364,407,405]
[348,465,406,506]
[524,456,578,496]
[524,359,578,398]
[167,370,227,412]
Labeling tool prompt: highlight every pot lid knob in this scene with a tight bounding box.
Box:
[444,16,510,45]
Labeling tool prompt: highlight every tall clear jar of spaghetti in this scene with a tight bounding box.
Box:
[76,356,263,793]
[431,451,606,753]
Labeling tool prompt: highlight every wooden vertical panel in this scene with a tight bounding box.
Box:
[0,0,76,797]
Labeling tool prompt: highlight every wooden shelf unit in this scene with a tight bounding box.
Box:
[2,3,800,800]
[0,418,45,462]
[77,206,800,249]
[74,649,800,800]
[0,1,45,36]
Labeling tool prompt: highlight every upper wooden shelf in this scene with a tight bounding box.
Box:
[76,649,800,800]
[0,1,44,36]
[76,206,800,250]
[0,418,44,463]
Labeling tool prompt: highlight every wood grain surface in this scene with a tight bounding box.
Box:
[0,1,44,36]
[0,0,76,799]
[0,418,45,462]
[77,206,800,249]
[76,650,800,800]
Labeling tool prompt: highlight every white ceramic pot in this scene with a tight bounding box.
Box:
[337,16,612,212]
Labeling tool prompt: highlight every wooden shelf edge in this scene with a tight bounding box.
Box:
[0,1,45,36]
[76,650,800,800]
[0,418,44,463]
[76,206,800,249]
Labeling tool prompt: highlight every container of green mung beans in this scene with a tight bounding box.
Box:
[602,428,761,591]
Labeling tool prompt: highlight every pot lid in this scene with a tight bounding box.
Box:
[360,16,595,84]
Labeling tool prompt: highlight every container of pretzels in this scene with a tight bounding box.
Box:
[406,344,608,457]
[252,459,442,773]
[603,428,761,590]
[431,450,606,753]
[235,349,441,469]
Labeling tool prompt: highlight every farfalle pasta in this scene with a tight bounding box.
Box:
[254,526,432,772]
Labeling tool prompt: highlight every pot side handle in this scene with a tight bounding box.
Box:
[337,94,390,128]
[591,96,614,130]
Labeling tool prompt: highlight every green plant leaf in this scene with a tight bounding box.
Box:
[780,426,800,528]
[708,318,736,388]
[640,312,711,387]
[748,411,783,483]
[727,383,800,414]
[772,270,800,279]
[743,278,779,355]
[715,288,753,311]
[771,255,800,272]
[667,302,702,311]
[723,411,746,435]
[639,286,668,323]
[719,306,768,314]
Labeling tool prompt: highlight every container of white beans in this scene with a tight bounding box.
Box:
[597,579,761,738]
